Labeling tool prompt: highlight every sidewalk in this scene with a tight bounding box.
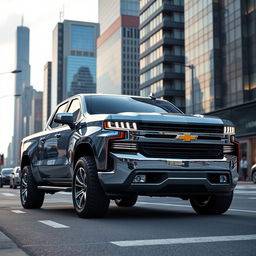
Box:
[237,181,256,185]
[0,231,28,256]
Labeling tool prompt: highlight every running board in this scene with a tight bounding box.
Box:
[37,186,72,192]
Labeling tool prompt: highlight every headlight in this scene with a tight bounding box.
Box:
[104,121,137,131]
[223,126,235,134]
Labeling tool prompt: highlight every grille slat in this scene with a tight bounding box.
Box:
[139,143,223,159]
[137,123,223,134]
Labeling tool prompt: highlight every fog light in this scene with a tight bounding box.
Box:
[220,175,228,183]
[133,175,146,183]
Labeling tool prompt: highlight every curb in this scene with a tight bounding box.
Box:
[0,231,28,256]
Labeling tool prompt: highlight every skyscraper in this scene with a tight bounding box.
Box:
[51,20,99,111]
[184,0,256,170]
[43,62,52,127]
[97,0,140,95]
[12,25,31,166]
[139,0,185,112]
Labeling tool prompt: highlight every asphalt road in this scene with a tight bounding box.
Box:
[0,184,255,256]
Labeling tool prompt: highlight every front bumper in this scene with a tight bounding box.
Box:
[98,153,238,197]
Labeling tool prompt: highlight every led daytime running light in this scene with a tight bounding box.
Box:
[104,121,137,131]
[224,126,235,134]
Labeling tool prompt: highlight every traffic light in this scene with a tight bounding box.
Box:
[0,154,4,166]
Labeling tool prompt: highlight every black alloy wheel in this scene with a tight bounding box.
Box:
[72,156,110,218]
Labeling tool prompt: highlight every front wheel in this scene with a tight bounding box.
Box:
[115,195,138,207]
[190,193,233,215]
[20,166,45,209]
[72,156,110,218]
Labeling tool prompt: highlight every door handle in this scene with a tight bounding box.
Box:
[40,137,46,143]
[55,133,61,138]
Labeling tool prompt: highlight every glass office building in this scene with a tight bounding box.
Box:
[43,62,51,127]
[97,0,140,95]
[139,0,185,112]
[185,0,256,175]
[51,20,99,111]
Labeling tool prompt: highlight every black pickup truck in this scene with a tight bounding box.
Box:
[19,94,239,218]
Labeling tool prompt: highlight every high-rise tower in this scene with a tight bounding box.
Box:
[51,20,99,111]
[97,0,140,95]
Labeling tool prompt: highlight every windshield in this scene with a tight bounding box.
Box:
[2,169,12,175]
[84,95,182,115]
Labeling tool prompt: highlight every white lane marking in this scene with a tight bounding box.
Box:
[1,193,16,197]
[58,192,71,195]
[234,191,256,194]
[236,185,256,189]
[138,202,191,208]
[138,201,256,214]
[111,234,256,247]
[38,220,69,228]
[11,210,26,214]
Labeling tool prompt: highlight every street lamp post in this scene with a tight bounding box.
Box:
[0,69,22,75]
[0,94,21,100]
[185,64,195,114]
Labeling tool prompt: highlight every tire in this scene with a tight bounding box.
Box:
[190,193,233,215]
[115,195,138,207]
[72,156,110,218]
[9,180,13,189]
[0,180,2,188]
[20,166,45,209]
[252,171,256,183]
[13,181,17,189]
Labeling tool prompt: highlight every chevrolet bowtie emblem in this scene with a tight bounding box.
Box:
[177,133,198,142]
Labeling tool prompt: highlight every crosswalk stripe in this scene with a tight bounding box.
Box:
[111,234,256,247]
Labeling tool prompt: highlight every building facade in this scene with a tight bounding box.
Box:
[43,62,52,128]
[12,25,32,166]
[139,0,185,111]
[30,90,43,133]
[97,0,140,95]
[51,20,99,111]
[185,0,256,176]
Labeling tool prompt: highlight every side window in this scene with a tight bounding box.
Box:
[67,99,81,122]
[50,102,69,129]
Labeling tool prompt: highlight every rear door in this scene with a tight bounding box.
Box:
[38,101,70,179]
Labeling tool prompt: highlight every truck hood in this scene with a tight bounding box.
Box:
[103,112,225,126]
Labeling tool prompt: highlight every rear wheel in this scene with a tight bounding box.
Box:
[20,166,45,209]
[190,193,233,215]
[72,156,110,218]
[115,195,138,207]
[0,180,2,188]
[252,171,256,183]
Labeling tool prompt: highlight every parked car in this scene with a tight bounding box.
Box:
[10,167,21,189]
[251,164,256,183]
[19,94,239,218]
[0,168,13,187]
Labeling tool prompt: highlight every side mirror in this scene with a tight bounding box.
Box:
[54,113,75,129]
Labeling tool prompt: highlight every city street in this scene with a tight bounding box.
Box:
[0,184,255,256]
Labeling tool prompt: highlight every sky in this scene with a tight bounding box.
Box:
[0,0,98,157]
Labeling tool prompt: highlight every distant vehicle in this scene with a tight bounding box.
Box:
[251,164,256,183]
[20,94,239,218]
[10,167,21,189]
[0,168,12,187]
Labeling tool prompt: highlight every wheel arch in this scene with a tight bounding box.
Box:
[21,154,31,171]
[73,143,95,170]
